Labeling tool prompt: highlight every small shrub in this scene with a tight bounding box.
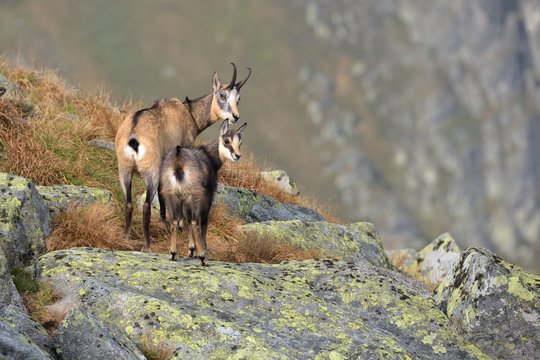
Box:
[11,267,63,334]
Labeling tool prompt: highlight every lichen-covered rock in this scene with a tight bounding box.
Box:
[0,319,52,360]
[0,74,16,95]
[36,248,488,359]
[36,184,112,216]
[0,249,23,314]
[215,185,324,223]
[53,307,146,360]
[435,247,540,359]
[260,170,300,196]
[413,233,461,285]
[0,248,55,358]
[0,173,51,268]
[242,220,391,268]
[0,305,56,359]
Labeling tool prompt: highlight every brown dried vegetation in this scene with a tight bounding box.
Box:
[1,61,328,263]
[11,267,64,334]
[46,203,135,252]
[48,202,320,264]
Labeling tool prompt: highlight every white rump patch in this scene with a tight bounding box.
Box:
[124,144,146,162]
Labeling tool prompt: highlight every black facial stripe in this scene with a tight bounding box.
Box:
[224,142,234,153]
[218,97,230,111]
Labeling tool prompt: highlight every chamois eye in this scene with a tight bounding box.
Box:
[220,93,226,100]
[224,139,230,145]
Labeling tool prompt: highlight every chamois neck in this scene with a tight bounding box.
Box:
[184,93,216,134]
[201,139,223,171]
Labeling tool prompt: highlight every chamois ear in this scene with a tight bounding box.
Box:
[235,122,247,139]
[212,72,221,92]
[220,120,229,136]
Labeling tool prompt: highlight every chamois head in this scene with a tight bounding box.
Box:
[218,120,247,162]
[211,63,251,124]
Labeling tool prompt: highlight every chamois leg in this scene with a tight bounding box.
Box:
[119,169,134,239]
[198,206,210,266]
[191,219,207,266]
[184,205,196,257]
[157,181,167,225]
[169,220,179,261]
[142,175,158,252]
[168,201,182,261]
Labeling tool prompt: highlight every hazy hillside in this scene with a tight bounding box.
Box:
[1,0,539,271]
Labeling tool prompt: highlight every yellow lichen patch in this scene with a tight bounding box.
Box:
[507,276,535,301]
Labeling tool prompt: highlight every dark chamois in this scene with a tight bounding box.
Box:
[160,120,246,266]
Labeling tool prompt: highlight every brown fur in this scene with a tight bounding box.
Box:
[160,121,246,265]
[114,65,251,251]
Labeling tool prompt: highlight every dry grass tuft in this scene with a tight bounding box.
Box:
[219,152,341,223]
[11,267,64,334]
[132,203,322,264]
[389,251,440,292]
[23,290,64,334]
[0,60,129,192]
[46,203,135,251]
[221,232,323,264]
[219,153,296,204]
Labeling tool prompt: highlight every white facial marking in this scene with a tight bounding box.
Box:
[227,88,239,103]
[228,152,239,162]
[218,109,233,121]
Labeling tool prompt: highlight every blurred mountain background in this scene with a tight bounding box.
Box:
[1,0,539,272]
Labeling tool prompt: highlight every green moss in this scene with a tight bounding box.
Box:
[11,267,40,294]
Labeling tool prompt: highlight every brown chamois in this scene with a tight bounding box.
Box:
[160,120,247,266]
[115,64,251,251]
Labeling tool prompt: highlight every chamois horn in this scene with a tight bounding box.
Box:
[227,63,237,89]
[235,67,252,90]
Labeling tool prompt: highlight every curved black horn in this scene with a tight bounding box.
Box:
[227,63,237,89]
[235,67,252,90]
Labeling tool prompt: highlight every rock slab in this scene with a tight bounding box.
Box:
[35,248,487,359]
[0,173,51,268]
[435,247,540,359]
[243,220,391,268]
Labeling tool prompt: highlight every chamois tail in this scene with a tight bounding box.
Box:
[128,138,139,153]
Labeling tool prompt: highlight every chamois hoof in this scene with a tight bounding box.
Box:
[188,248,195,258]
[141,245,151,253]
[199,257,208,267]
[170,252,177,261]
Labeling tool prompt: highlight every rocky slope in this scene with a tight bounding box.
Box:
[0,173,538,359]
[1,1,538,273]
